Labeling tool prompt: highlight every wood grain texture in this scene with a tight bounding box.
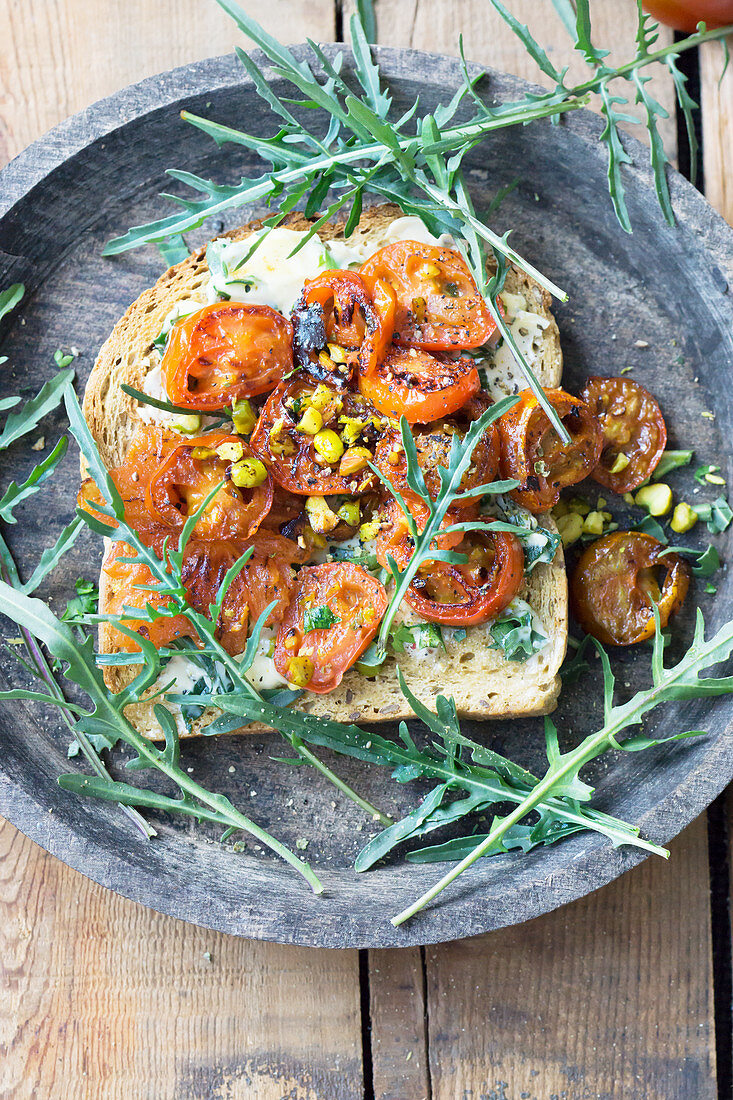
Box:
[700,35,733,226]
[0,0,335,164]
[0,818,362,1100]
[351,0,677,158]
[425,818,716,1100]
[368,948,429,1100]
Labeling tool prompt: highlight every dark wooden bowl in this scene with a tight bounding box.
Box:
[1,46,732,948]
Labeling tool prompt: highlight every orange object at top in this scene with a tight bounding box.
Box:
[643,1,733,31]
[162,301,293,410]
[359,240,497,351]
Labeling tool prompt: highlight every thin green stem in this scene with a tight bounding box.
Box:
[291,737,392,826]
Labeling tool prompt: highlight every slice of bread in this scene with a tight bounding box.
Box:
[85,203,567,737]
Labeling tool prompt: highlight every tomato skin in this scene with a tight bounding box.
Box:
[250,377,381,495]
[374,497,467,573]
[79,425,189,542]
[145,433,273,540]
[580,376,667,494]
[274,562,388,692]
[643,0,733,31]
[374,413,500,508]
[292,270,395,382]
[359,345,480,424]
[497,388,603,513]
[101,540,195,653]
[571,531,690,646]
[162,302,293,410]
[360,241,497,350]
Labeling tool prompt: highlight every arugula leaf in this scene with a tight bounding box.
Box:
[0,370,74,451]
[489,601,549,661]
[303,605,339,632]
[660,543,720,577]
[391,607,733,925]
[62,578,100,623]
[157,234,189,267]
[0,436,68,523]
[0,283,24,322]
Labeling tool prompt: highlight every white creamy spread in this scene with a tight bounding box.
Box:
[479,290,550,402]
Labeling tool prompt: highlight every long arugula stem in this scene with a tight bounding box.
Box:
[391,612,732,925]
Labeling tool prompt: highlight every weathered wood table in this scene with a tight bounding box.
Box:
[1,1,732,1096]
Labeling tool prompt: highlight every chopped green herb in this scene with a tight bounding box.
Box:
[390,621,445,654]
[706,582,717,594]
[694,463,722,484]
[633,514,668,542]
[54,349,76,369]
[303,605,340,632]
[489,601,548,661]
[692,496,733,534]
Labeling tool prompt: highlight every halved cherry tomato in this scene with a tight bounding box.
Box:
[391,528,524,626]
[374,496,467,573]
[162,302,293,410]
[79,425,188,542]
[360,241,497,350]
[146,433,272,540]
[181,533,305,654]
[571,531,690,646]
[250,377,381,495]
[274,562,388,692]
[291,270,395,383]
[580,376,667,494]
[101,540,196,653]
[497,388,603,513]
[359,345,480,424]
[374,410,500,508]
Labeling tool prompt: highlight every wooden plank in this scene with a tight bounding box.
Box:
[368,948,429,1100]
[0,819,363,1100]
[358,0,677,158]
[425,818,716,1099]
[700,37,733,225]
[0,5,362,1099]
[0,0,335,164]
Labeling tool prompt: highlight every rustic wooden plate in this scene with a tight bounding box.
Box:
[1,47,732,948]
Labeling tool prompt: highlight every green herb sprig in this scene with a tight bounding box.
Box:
[390,608,731,925]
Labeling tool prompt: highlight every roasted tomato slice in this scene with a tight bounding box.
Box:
[291,270,395,384]
[274,562,388,692]
[101,540,196,653]
[146,433,272,539]
[374,495,475,574]
[250,377,382,495]
[385,527,524,626]
[359,345,480,424]
[497,388,603,513]
[374,411,499,508]
[580,376,668,494]
[359,241,496,350]
[181,534,305,655]
[79,426,188,542]
[162,302,293,409]
[571,531,690,646]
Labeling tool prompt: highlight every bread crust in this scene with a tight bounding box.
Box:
[85,203,567,738]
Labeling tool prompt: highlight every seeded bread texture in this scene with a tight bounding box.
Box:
[86,203,567,738]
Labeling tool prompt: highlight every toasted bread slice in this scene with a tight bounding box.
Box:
[85,204,567,737]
